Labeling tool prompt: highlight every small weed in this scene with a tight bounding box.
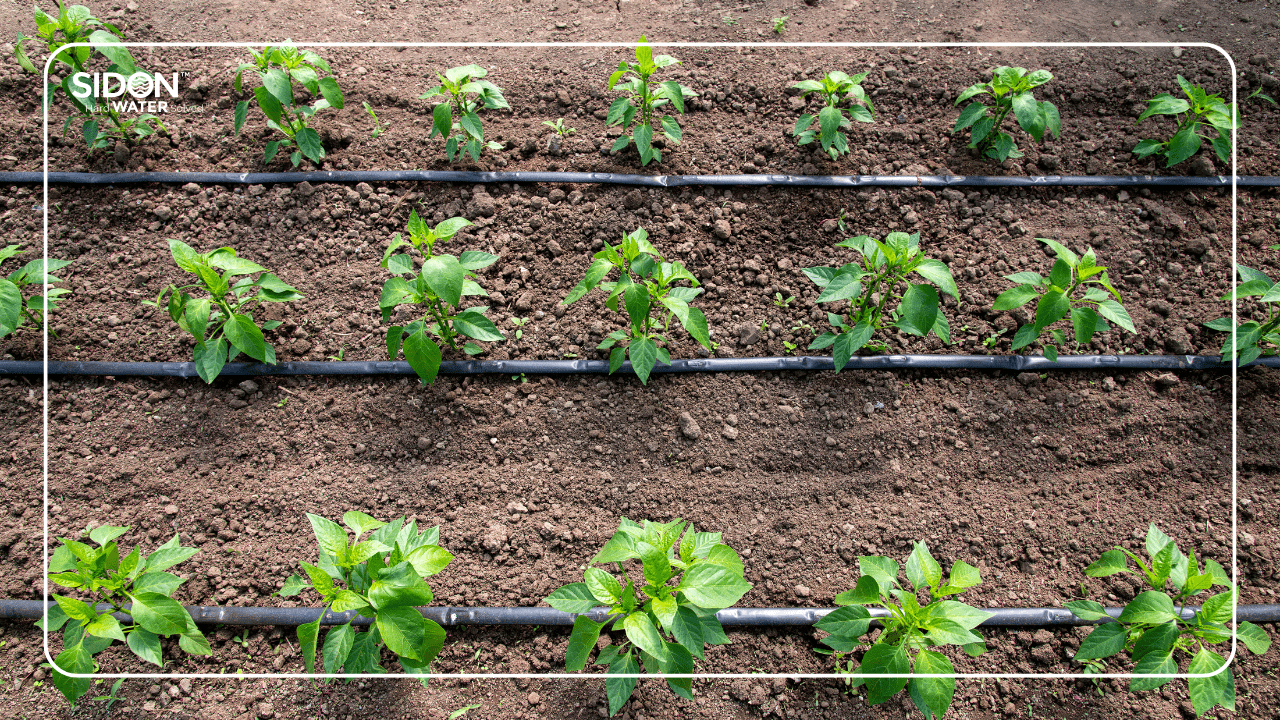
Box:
[722,15,739,25]
[773,292,794,308]
[327,346,346,361]
[542,118,577,137]
[511,316,528,340]
[771,16,789,34]
[363,101,384,139]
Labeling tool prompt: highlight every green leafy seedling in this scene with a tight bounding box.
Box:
[278,512,454,680]
[804,231,958,371]
[511,316,528,340]
[380,212,504,384]
[39,527,210,707]
[773,292,794,308]
[545,518,752,717]
[791,71,875,160]
[0,244,71,339]
[363,101,384,139]
[233,44,345,167]
[144,240,302,383]
[542,118,577,137]
[606,36,697,166]
[1204,261,1280,366]
[1067,523,1272,717]
[1132,76,1238,168]
[421,65,508,163]
[562,227,712,384]
[772,16,789,34]
[817,541,992,719]
[992,238,1134,361]
[14,2,166,149]
[953,66,1060,162]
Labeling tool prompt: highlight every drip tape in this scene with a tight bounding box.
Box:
[4,171,1279,188]
[2,355,1276,379]
[3,599,1278,628]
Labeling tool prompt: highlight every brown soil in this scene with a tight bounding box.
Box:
[2,1,1280,719]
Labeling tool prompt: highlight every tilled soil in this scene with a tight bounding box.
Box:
[3,45,1279,179]
[3,1,1280,719]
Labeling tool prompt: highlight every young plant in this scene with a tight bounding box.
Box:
[953,67,1060,162]
[1132,76,1238,168]
[421,65,508,163]
[279,512,454,679]
[773,292,794,308]
[1204,261,1280,366]
[233,44,345,167]
[0,244,71,340]
[992,238,1134,361]
[363,101,384,139]
[606,37,697,166]
[39,527,210,707]
[1067,524,1272,717]
[561,227,711,384]
[542,117,577,137]
[14,2,165,148]
[791,71,875,160]
[803,231,958,371]
[771,16,789,34]
[816,541,992,719]
[144,240,303,383]
[544,518,752,717]
[380,212,504,385]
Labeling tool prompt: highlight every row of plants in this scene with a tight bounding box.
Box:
[40,514,1271,718]
[16,5,1269,169]
[5,223,1277,382]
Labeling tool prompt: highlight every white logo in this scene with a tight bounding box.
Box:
[68,72,180,113]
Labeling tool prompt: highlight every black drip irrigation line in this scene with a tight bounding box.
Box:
[5,171,1279,188]
[2,355,1276,379]
[3,600,1279,628]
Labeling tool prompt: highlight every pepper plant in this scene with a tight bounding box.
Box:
[144,240,303,383]
[39,528,209,707]
[380,212,504,384]
[606,36,697,166]
[233,44,345,166]
[420,64,508,162]
[791,71,875,160]
[1204,260,1280,365]
[562,227,711,385]
[953,66,1060,162]
[545,518,752,717]
[14,2,165,148]
[992,238,1134,361]
[0,244,71,340]
[816,541,992,719]
[278,512,454,679]
[803,231,958,371]
[1132,76,1238,168]
[1067,524,1272,717]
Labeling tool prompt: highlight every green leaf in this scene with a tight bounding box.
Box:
[317,76,344,109]
[905,541,943,594]
[832,324,872,372]
[1086,549,1129,577]
[1011,92,1046,142]
[585,567,623,604]
[1131,649,1177,692]
[834,575,883,606]
[403,331,443,385]
[623,612,667,662]
[606,652,639,716]
[1188,648,1234,716]
[1033,290,1071,332]
[421,255,466,307]
[307,513,349,557]
[909,650,956,720]
[939,560,982,596]
[1064,600,1111,622]
[1133,621,1179,662]
[629,336,659,386]
[295,127,324,163]
[1165,124,1203,167]
[224,314,268,363]
[545,583,599,613]
[661,641,695,700]
[814,605,873,639]
[815,270,863,303]
[861,642,911,705]
[1238,622,1271,655]
[88,29,136,74]
[322,621,356,674]
[127,592,189,636]
[566,615,604,671]
[253,85,284,125]
[1093,299,1135,333]
[297,617,321,673]
[669,606,706,658]
[954,100,988,131]
[127,627,163,666]
[54,595,98,623]
[1074,623,1129,661]
[1118,591,1178,624]
[1199,590,1234,624]
[679,563,751,609]
[914,259,958,299]
[376,605,433,661]
[402,545,453,578]
[84,613,126,642]
[859,556,900,593]
[896,284,939,336]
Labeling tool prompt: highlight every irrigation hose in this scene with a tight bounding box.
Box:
[1,355,1275,379]
[4,171,1278,188]
[3,600,1278,628]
